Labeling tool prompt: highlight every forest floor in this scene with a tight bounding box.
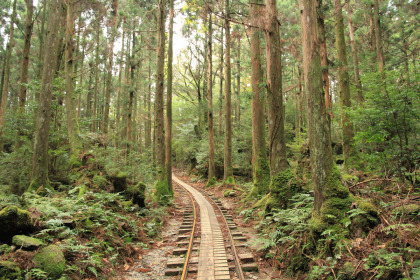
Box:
[121,170,288,280]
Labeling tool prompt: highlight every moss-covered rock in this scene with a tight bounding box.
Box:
[154,180,172,205]
[223,190,236,197]
[92,175,108,189]
[392,204,420,216]
[0,206,33,243]
[109,172,127,193]
[0,261,21,280]
[32,245,65,279]
[12,235,43,250]
[125,182,146,208]
[350,199,379,237]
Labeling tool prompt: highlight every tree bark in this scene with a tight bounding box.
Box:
[116,22,125,148]
[223,0,234,182]
[249,0,268,196]
[236,31,241,128]
[373,0,385,73]
[155,0,170,201]
[299,0,350,232]
[16,0,34,149]
[334,0,356,167]
[31,0,63,190]
[318,1,331,116]
[36,0,47,81]
[266,0,288,177]
[166,0,174,188]
[347,7,363,105]
[0,0,18,150]
[65,0,82,166]
[145,50,152,149]
[103,0,118,134]
[207,12,215,183]
[218,25,224,137]
[92,17,101,132]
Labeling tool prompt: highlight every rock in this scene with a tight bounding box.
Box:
[122,182,146,208]
[0,261,21,280]
[0,206,33,243]
[224,190,236,197]
[32,245,65,279]
[109,172,127,192]
[12,235,43,250]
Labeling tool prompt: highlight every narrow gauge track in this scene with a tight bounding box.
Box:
[172,175,246,280]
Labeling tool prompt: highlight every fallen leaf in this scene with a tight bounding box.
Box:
[136,268,152,273]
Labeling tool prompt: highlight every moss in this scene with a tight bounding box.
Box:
[154,180,172,205]
[32,245,65,279]
[310,165,351,234]
[109,172,127,193]
[205,176,217,188]
[253,193,270,209]
[224,176,236,186]
[27,179,53,194]
[77,184,87,198]
[126,182,146,208]
[223,190,235,197]
[0,261,21,280]
[265,169,296,210]
[0,206,33,243]
[392,204,420,216]
[12,235,43,250]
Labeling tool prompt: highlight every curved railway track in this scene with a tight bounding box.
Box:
[170,175,248,280]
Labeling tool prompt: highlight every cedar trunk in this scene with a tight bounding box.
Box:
[207,12,215,182]
[31,0,63,189]
[166,0,174,188]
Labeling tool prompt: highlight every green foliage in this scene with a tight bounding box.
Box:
[351,68,419,183]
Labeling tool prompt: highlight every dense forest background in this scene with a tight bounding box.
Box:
[0,0,418,279]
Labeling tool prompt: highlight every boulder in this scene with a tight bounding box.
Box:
[109,172,127,192]
[0,206,33,243]
[12,235,43,250]
[32,245,65,279]
[0,261,21,280]
[392,204,420,216]
[125,182,146,208]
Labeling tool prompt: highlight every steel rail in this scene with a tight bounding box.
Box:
[173,179,197,280]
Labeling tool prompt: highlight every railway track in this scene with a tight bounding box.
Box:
[164,175,257,279]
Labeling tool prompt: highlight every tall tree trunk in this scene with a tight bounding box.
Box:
[223,0,234,183]
[300,0,350,233]
[249,0,268,196]
[145,51,152,149]
[155,0,170,202]
[334,0,356,167]
[92,18,101,132]
[116,22,125,148]
[127,30,135,147]
[76,17,86,120]
[166,0,174,189]
[103,0,118,134]
[373,0,385,73]
[207,12,215,183]
[218,25,224,137]
[236,32,241,128]
[0,0,17,150]
[16,0,34,149]
[65,0,82,166]
[347,7,363,105]
[86,62,93,120]
[30,0,63,190]
[36,0,47,81]
[266,0,288,177]
[318,1,331,117]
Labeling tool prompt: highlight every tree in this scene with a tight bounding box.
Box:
[65,0,82,166]
[223,0,234,184]
[265,0,288,176]
[103,0,119,134]
[249,0,269,197]
[347,4,363,105]
[165,0,174,189]
[299,0,351,233]
[154,0,171,202]
[207,10,216,185]
[30,0,63,190]
[373,0,385,73]
[334,0,357,167]
[0,0,17,150]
